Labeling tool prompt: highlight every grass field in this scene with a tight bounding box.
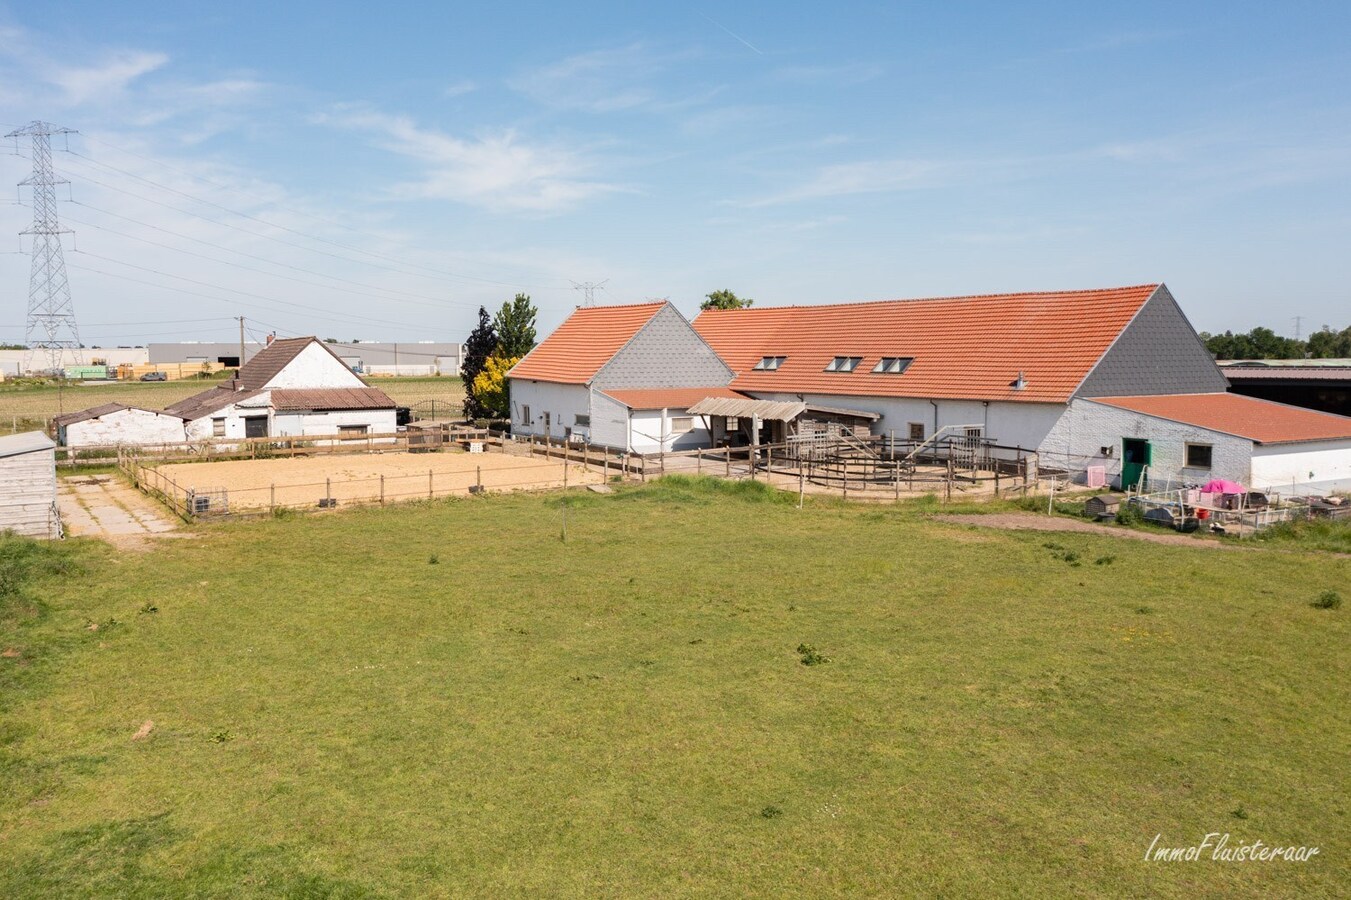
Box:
[2,478,1346,897]
[0,376,464,432]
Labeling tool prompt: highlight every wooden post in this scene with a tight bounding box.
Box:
[270,483,275,513]
[603,454,609,482]
[697,448,703,474]
[767,445,773,479]
[946,459,953,503]
[380,474,385,505]
[476,465,482,493]
[639,455,646,483]
[994,468,1001,498]
[429,468,434,499]
[563,459,569,489]
[326,477,331,505]
[725,450,731,478]
[798,467,805,508]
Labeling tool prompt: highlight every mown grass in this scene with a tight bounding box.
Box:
[1,476,1346,898]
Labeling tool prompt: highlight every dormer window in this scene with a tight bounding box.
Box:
[824,356,862,373]
[872,357,913,374]
[753,356,787,371]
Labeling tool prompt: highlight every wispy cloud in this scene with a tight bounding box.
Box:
[48,50,170,105]
[747,157,953,206]
[770,62,885,86]
[443,79,478,98]
[315,106,622,212]
[509,43,701,113]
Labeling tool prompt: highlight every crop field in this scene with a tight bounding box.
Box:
[0,376,464,432]
[1,478,1346,898]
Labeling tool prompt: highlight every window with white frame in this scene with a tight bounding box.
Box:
[520,404,531,425]
[669,416,694,434]
[575,414,591,428]
[338,424,369,437]
[212,418,226,437]
[752,356,786,370]
[908,422,924,442]
[824,356,862,372]
[872,356,914,374]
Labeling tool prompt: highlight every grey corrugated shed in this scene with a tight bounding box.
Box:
[0,431,56,459]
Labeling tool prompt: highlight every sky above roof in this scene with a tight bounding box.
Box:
[1,2,1347,349]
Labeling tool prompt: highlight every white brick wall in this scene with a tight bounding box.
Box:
[1040,399,1254,489]
[62,409,188,449]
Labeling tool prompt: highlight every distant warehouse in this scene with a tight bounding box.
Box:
[148,340,465,376]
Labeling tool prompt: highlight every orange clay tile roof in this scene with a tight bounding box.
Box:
[1091,393,1351,445]
[600,387,748,410]
[509,302,667,384]
[692,285,1161,404]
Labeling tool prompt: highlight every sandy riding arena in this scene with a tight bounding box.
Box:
[154,450,605,511]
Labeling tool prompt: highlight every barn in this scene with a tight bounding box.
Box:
[0,431,60,538]
[53,403,188,450]
[514,284,1351,492]
[167,337,396,440]
[507,302,736,453]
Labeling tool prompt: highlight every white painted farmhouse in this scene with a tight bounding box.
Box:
[0,431,59,538]
[507,302,737,454]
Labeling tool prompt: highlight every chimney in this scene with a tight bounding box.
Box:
[266,332,275,345]
[1011,372,1027,390]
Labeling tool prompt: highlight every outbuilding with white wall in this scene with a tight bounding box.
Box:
[53,403,189,450]
[1041,392,1351,493]
[0,431,60,538]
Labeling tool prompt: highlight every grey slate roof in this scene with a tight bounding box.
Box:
[53,403,186,427]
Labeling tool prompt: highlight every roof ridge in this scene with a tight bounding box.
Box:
[697,284,1161,313]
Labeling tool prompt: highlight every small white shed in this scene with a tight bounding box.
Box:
[53,403,188,450]
[0,431,60,538]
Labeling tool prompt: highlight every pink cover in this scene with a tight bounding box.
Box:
[1202,479,1245,495]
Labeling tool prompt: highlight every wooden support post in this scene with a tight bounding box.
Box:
[326,477,331,505]
[767,445,773,479]
[946,459,953,503]
[429,468,434,499]
[476,465,482,493]
[726,450,731,478]
[563,459,569,489]
[270,483,275,514]
[380,474,385,505]
[603,454,609,481]
[697,448,703,474]
[994,468,1000,498]
[798,467,805,508]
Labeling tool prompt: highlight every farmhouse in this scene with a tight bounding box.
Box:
[166,338,398,440]
[507,302,738,453]
[0,431,59,538]
[514,284,1351,491]
[53,403,188,450]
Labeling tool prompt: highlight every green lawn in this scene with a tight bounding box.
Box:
[1,479,1346,898]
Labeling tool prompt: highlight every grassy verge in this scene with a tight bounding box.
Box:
[0,477,1345,897]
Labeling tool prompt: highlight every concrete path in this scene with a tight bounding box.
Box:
[58,475,185,549]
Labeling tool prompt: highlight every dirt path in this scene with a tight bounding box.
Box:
[58,475,189,550]
[933,513,1227,548]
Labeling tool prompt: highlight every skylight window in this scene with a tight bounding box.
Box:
[824,356,862,373]
[753,356,787,371]
[872,357,913,374]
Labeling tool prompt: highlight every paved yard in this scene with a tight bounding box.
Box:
[58,475,184,548]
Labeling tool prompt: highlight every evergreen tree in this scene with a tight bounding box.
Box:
[493,294,538,359]
[462,306,497,419]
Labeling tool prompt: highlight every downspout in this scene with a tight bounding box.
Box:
[982,401,989,434]
[929,400,939,434]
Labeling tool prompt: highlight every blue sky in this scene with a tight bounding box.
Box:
[1,2,1348,347]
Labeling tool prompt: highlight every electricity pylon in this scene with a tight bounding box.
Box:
[7,121,81,373]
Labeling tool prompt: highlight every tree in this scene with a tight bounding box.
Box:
[701,289,754,311]
[1307,325,1351,359]
[462,306,498,419]
[470,351,521,419]
[493,293,538,359]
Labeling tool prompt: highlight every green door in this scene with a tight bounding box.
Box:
[1121,438,1151,491]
